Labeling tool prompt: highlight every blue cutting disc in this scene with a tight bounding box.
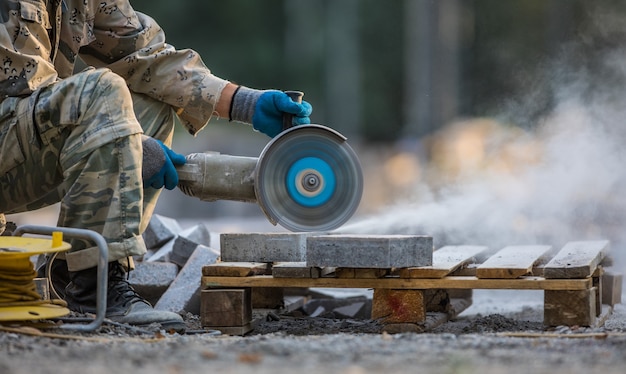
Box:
[255,125,363,232]
[286,157,336,207]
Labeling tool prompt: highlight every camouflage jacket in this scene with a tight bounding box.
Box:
[0,0,229,134]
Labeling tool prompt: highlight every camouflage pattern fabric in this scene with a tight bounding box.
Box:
[1,68,176,270]
[0,0,228,134]
[0,1,229,270]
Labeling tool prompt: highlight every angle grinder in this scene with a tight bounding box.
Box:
[176,91,363,232]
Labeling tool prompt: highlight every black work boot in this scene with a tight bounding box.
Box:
[65,261,185,332]
[36,257,71,300]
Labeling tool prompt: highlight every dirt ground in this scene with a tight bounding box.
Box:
[1,290,625,374]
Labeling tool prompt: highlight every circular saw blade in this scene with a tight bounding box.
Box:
[255,125,363,232]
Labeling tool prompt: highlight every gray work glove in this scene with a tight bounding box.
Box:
[142,136,186,190]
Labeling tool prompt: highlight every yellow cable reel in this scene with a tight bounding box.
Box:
[0,232,72,322]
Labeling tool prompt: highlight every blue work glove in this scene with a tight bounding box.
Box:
[141,136,186,190]
[229,86,313,138]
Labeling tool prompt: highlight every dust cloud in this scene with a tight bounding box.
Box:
[342,9,626,264]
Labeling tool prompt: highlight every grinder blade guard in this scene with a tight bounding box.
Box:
[255,124,363,232]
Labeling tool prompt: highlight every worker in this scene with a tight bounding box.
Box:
[0,0,312,332]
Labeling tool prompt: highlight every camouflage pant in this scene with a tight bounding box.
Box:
[0,68,176,270]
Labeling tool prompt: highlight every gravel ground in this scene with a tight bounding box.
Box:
[1,290,625,374]
[3,215,625,373]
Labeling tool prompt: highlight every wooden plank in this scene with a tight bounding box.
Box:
[336,268,390,279]
[593,274,602,317]
[272,262,320,278]
[372,289,425,324]
[202,262,269,277]
[544,288,597,327]
[527,246,561,277]
[601,269,623,307]
[202,275,592,290]
[399,245,489,279]
[449,247,500,276]
[382,298,472,334]
[543,240,609,279]
[200,288,251,327]
[476,245,553,279]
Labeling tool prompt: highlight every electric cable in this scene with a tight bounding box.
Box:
[0,255,67,308]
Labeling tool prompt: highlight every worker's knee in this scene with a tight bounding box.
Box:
[131,92,176,141]
[84,68,132,105]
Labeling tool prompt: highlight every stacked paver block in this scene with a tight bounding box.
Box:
[305,234,437,330]
[306,235,433,268]
[221,232,318,262]
[220,232,316,309]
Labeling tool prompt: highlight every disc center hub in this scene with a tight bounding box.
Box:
[286,157,336,208]
[302,172,321,192]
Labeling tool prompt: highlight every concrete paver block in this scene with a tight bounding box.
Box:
[306,235,433,268]
[303,297,371,319]
[143,214,182,249]
[334,301,368,319]
[145,237,175,263]
[220,232,319,262]
[170,224,211,267]
[129,261,179,306]
[146,224,211,264]
[154,244,220,315]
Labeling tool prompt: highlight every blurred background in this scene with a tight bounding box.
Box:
[10,0,626,259]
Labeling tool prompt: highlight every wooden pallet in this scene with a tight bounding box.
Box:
[200,240,622,334]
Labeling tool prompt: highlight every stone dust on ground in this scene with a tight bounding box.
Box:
[1,291,625,374]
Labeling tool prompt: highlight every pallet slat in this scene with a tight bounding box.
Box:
[399,245,489,279]
[201,238,617,330]
[202,275,592,290]
[543,240,609,279]
[476,245,553,279]
[202,262,269,277]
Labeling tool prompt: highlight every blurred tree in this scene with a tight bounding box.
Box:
[124,0,626,142]
[467,0,584,127]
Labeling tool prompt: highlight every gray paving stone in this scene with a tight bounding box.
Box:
[333,301,369,319]
[306,235,433,268]
[169,224,211,267]
[220,232,322,262]
[146,224,211,264]
[154,245,220,315]
[143,214,182,249]
[302,298,371,319]
[129,261,179,306]
[144,237,175,263]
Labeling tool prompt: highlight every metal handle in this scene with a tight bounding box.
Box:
[14,225,108,332]
[282,90,304,131]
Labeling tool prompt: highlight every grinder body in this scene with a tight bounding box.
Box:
[177,152,257,203]
[176,125,363,232]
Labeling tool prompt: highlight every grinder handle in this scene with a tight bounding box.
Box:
[282,90,304,131]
